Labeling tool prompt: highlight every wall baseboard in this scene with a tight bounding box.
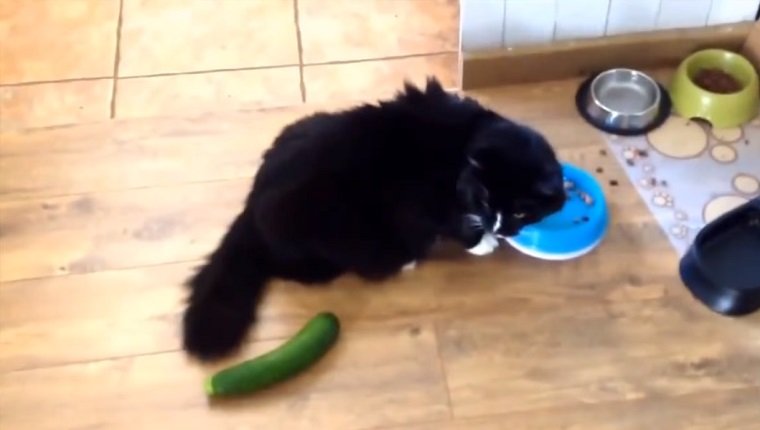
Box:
[463,23,755,89]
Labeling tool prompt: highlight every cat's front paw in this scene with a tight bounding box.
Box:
[401,261,417,272]
[467,233,499,256]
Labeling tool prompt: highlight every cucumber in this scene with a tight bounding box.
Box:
[204,312,340,397]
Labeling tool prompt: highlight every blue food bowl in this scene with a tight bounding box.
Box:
[506,163,609,260]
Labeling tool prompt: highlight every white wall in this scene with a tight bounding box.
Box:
[462,0,760,51]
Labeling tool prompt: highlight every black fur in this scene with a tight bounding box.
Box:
[182,78,565,360]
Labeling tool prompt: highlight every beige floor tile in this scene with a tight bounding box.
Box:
[303,53,459,103]
[299,0,459,64]
[115,67,301,118]
[0,0,119,84]
[119,0,299,76]
[0,80,113,129]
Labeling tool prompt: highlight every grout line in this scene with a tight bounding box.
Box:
[293,0,307,103]
[551,0,559,41]
[654,0,664,29]
[0,76,114,87]
[705,0,715,26]
[0,52,458,88]
[126,65,302,80]
[456,0,463,88]
[117,64,300,80]
[110,0,125,119]
[501,0,508,48]
[0,66,298,88]
[306,51,458,67]
[603,0,614,36]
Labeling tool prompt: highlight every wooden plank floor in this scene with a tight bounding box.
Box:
[2,75,760,430]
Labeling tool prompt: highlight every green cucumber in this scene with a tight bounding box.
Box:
[205,312,340,397]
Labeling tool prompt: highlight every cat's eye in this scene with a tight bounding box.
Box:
[513,212,526,219]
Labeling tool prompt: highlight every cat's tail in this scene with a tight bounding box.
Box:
[182,209,270,361]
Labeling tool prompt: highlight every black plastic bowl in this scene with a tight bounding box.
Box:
[679,197,760,316]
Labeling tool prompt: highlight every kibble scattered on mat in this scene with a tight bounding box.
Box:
[596,167,604,173]
[609,179,619,186]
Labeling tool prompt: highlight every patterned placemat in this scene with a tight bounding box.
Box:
[603,115,760,255]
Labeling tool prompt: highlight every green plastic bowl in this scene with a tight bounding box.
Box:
[670,49,759,128]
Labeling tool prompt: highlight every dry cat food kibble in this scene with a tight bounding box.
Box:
[694,68,742,94]
[564,180,595,205]
[579,191,594,205]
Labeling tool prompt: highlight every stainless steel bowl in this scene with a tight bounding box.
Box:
[585,68,661,131]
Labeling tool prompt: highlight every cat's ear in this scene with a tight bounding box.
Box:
[424,77,445,95]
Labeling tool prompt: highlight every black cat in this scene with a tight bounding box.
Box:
[182,78,565,360]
